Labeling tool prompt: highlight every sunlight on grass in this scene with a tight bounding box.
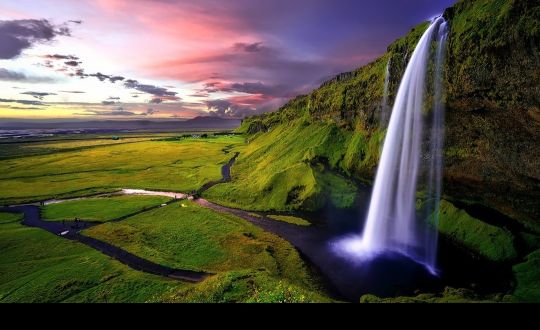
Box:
[267,214,311,226]
[42,195,172,222]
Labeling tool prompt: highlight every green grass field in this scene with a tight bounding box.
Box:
[0,134,333,302]
[434,200,517,262]
[0,133,176,159]
[84,201,310,275]
[0,135,243,205]
[203,120,359,212]
[0,211,188,302]
[42,195,172,222]
[0,208,330,302]
[82,201,329,301]
[267,214,311,226]
[511,249,540,302]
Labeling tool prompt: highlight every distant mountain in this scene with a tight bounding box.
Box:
[0,116,241,131]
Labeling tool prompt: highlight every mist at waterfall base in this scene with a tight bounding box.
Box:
[331,17,448,277]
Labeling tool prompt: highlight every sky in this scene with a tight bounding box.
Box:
[0,0,456,120]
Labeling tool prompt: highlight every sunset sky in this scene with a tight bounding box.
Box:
[0,0,455,120]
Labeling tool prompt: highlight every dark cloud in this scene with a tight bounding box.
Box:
[0,68,55,83]
[88,72,110,82]
[145,108,158,115]
[230,82,284,95]
[107,96,120,100]
[64,60,80,66]
[0,19,71,59]
[0,97,47,106]
[123,79,179,100]
[160,43,343,102]
[85,72,123,83]
[101,100,117,105]
[20,91,57,100]
[38,51,177,101]
[233,42,263,53]
[43,54,79,60]
[109,76,125,83]
[69,20,83,25]
[73,68,86,78]
[203,81,287,97]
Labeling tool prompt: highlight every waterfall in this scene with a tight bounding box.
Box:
[379,59,391,128]
[333,16,448,275]
[424,20,448,268]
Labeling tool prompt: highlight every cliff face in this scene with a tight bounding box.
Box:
[239,0,540,229]
[443,0,540,227]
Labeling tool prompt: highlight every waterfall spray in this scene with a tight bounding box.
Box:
[333,16,448,275]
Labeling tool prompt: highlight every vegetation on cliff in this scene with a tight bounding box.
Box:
[212,0,540,302]
[228,0,539,239]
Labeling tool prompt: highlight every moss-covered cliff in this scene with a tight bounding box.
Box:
[233,0,540,231]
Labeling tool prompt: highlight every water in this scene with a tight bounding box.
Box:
[424,20,448,268]
[120,188,187,199]
[333,16,448,274]
[379,59,391,128]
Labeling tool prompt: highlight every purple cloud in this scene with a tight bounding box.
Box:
[0,19,71,59]
[20,91,57,100]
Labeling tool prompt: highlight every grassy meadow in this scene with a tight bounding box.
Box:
[0,134,243,205]
[267,214,311,226]
[0,133,331,302]
[0,133,178,159]
[203,120,361,212]
[0,211,188,302]
[83,201,310,275]
[82,200,329,302]
[42,195,172,222]
[0,204,330,302]
[0,212,331,303]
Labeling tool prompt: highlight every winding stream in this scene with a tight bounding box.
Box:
[0,204,210,282]
[1,149,513,301]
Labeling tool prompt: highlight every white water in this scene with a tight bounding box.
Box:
[379,59,391,127]
[120,189,187,199]
[41,189,187,205]
[333,17,448,274]
[424,20,448,268]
